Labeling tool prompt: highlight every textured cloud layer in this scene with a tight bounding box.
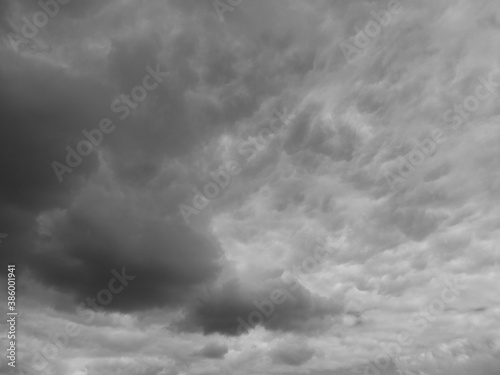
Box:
[1,0,499,374]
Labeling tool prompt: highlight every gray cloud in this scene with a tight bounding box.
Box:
[268,339,315,366]
[195,342,229,359]
[177,278,343,336]
[1,0,499,374]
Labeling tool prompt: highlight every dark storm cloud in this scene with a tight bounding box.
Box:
[0,52,112,211]
[1,0,498,373]
[0,0,277,309]
[177,277,343,336]
[0,0,323,321]
[27,192,224,311]
[101,21,278,184]
[0,48,116,273]
[97,2,324,188]
[0,29,229,310]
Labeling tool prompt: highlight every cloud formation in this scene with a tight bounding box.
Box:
[1,0,499,374]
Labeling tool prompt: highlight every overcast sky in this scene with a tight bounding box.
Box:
[1,0,500,374]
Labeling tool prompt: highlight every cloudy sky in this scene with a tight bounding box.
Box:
[1,0,500,374]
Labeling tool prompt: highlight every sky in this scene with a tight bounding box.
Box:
[0,0,500,374]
